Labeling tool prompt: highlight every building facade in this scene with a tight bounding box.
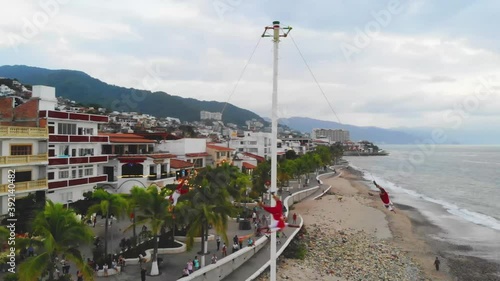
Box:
[227,131,273,159]
[200,111,222,121]
[99,133,177,193]
[0,93,50,215]
[156,138,209,169]
[311,128,350,143]
[35,86,110,204]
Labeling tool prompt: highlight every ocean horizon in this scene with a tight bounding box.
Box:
[344,144,500,263]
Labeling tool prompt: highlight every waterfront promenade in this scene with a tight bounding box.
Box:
[0,172,327,281]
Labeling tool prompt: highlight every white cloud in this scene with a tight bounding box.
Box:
[1,0,500,134]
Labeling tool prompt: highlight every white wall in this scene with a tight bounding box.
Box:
[156,139,207,155]
[46,183,94,205]
[32,85,57,111]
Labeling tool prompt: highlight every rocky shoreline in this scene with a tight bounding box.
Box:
[298,224,425,280]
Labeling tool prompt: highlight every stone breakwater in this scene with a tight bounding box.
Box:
[258,224,429,281]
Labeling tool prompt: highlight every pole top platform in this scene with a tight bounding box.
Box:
[273,21,280,25]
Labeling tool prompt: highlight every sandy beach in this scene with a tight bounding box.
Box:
[269,168,456,281]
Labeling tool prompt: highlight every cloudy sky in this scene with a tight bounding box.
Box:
[1,0,500,136]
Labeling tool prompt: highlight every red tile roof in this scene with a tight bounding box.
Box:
[242,152,265,162]
[170,159,194,169]
[100,133,156,143]
[242,162,257,169]
[206,144,234,151]
[185,152,210,157]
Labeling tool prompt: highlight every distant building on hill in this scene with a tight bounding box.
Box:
[200,111,222,121]
[311,128,350,142]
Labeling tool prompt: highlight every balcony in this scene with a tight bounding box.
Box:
[0,154,48,166]
[0,126,48,138]
[0,179,48,194]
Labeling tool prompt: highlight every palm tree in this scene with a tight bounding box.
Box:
[18,201,94,281]
[86,189,128,257]
[122,193,138,245]
[128,185,173,276]
[183,166,238,266]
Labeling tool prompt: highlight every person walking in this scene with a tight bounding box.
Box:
[216,235,221,251]
[222,243,227,257]
[292,213,297,224]
[373,181,396,213]
[434,257,441,271]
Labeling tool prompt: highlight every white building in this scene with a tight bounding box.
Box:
[156,138,210,169]
[311,128,350,143]
[200,111,222,121]
[0,84,15,96]
[227,131,284,160]
[98,133,179,193]
[35,86,111,204]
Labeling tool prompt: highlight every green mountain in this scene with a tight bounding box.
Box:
[0,65,264,126]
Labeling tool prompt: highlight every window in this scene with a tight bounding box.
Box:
[58,123,76,135]
[59,145,69,156]
[79,148,94,156]
[11,145,32,155]
[216,152,220,159]
[48,172,54,180]
[59,170,69,179]
[193,158,203,168]
[71,169,77,179]
[84,165,93,176]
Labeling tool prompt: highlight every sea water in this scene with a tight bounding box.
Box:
[344,145,500,262]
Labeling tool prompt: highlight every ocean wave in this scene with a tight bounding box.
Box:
[350,165,500,231]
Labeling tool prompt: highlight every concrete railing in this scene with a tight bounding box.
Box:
[174,235,215,242]
[178,171,337,281]
[177,231,269,281]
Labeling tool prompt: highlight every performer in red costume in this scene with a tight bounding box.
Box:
[257,194,300,233]
[167,178,189,207]
[373,181,396,213]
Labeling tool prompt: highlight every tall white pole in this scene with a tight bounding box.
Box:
[270,20,280,281]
